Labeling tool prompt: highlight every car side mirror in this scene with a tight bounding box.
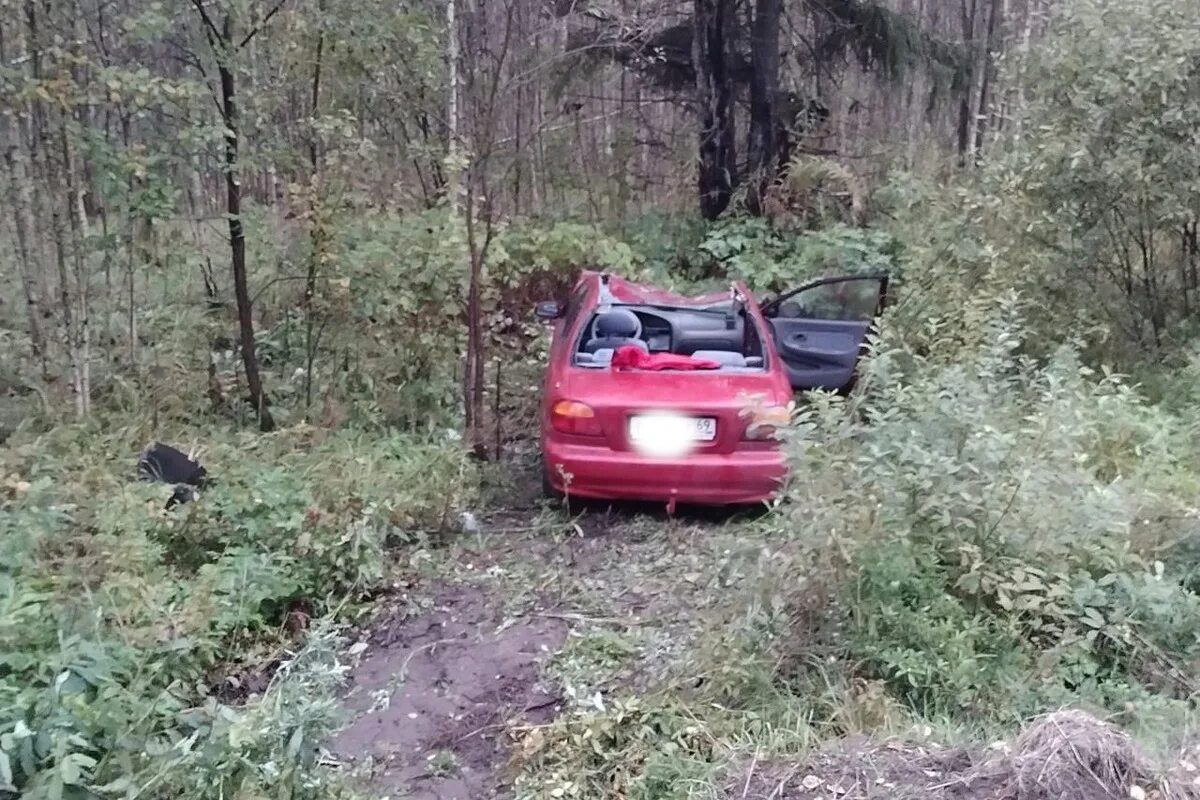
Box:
[534,300,562,321]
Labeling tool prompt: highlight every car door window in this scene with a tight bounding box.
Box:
[560,283,590,335]
[774,277,884,322]
[764,275,887,392]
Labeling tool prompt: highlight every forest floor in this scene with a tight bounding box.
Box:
[325,442,1200,800]
[328,437,764,799]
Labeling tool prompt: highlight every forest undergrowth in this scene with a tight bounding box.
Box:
[7,244,1200,800]
[5,0,1200,796]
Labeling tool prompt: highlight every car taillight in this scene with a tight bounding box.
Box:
[551,400,603,436]
[742,405,791,440]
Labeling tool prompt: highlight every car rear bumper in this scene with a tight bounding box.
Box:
[543,439,786,505]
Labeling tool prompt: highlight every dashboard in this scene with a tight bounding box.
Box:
[630,309,746,355]
[577,306,753,356]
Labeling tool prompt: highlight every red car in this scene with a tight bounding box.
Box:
[535,271,888,506]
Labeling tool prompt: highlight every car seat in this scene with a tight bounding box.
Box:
[583,309,649,354]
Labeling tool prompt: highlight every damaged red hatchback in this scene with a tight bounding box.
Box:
[536,271,888,506]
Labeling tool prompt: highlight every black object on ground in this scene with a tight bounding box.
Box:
[137,442,209,510]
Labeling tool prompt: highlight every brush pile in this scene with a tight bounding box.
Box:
[728,711,1200,800]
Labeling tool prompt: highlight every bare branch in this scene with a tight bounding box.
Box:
[238,0,289,49]
[188,0,223,45]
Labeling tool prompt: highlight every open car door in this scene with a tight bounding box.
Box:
[759,273,889,392]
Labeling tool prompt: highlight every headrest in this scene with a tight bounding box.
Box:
[594,309,640,338]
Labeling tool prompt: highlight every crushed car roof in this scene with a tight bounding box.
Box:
[581,270,743,307]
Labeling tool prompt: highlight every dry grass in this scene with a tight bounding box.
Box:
[728,710,1200,800]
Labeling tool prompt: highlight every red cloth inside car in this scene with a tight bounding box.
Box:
[610,345,722,371]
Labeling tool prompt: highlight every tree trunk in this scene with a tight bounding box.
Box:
[745,0,781,215]
[968,0,999,159]
[694,0,737,220]
[188,154,218,305]
[2,112,46,363]
[304,0,326,410]
[48,135,83,416]
[1012,0,1038,143]
[956,0,978,163]
[446,0,460,211]
[463,173,488,459]
[60,115,90,414]
[219,13,274,432]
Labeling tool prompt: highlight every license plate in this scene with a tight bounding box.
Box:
[629,414,717,442]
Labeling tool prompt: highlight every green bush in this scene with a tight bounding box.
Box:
[333,211,644,427]
[878,0,1200,368]
[766,296,1200,725]
[0,423,476,798]
[0,613,355,800]
[616,212,707,283]
[696,217,897,294]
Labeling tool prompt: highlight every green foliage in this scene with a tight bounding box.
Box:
[0,595,356,800]
[333,208,467,425]
[616,213,708,282]
[498,222,641,282]
[763,298,1200,724]
[817,0,970,92]
[512,695,716,800]
[1008,0,1200,355]
[0,423,476,798]
[696,217,896,294]
[883,0,1200,365]
[332,210,643,426]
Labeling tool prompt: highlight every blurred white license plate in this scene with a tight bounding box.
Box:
[629,415,717,442]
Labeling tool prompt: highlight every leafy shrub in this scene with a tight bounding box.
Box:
[337,208,467,427]
[0,616,355,800]
[512,695,715,800]
[765,296,1200,724]
[0,423,476,798]
[697,217,896,294]
[497,221,640,283]
[616,212,708,282]
[878,0,1200,368]
[334,211,644,427]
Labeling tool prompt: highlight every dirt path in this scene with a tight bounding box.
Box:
[333,580,567,799]
[330,463,757,800]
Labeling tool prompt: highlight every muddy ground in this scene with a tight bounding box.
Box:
[333,581,567,799]
[326,464,1200,800]
[328,453,760,800]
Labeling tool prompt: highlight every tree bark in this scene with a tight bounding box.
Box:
[968,0,999,159]
[446,0,460,211]
[745,0,781,215]
[188,154,218,306]
[694,0,737,220]
[218,12,274,431]
[956,0,978,163]
[2,112,46,364]
[304,0,326,410]
[463,172,488,459]
[60,114,91,414]
[1012,0,1038,143]
[48,130,84,416]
